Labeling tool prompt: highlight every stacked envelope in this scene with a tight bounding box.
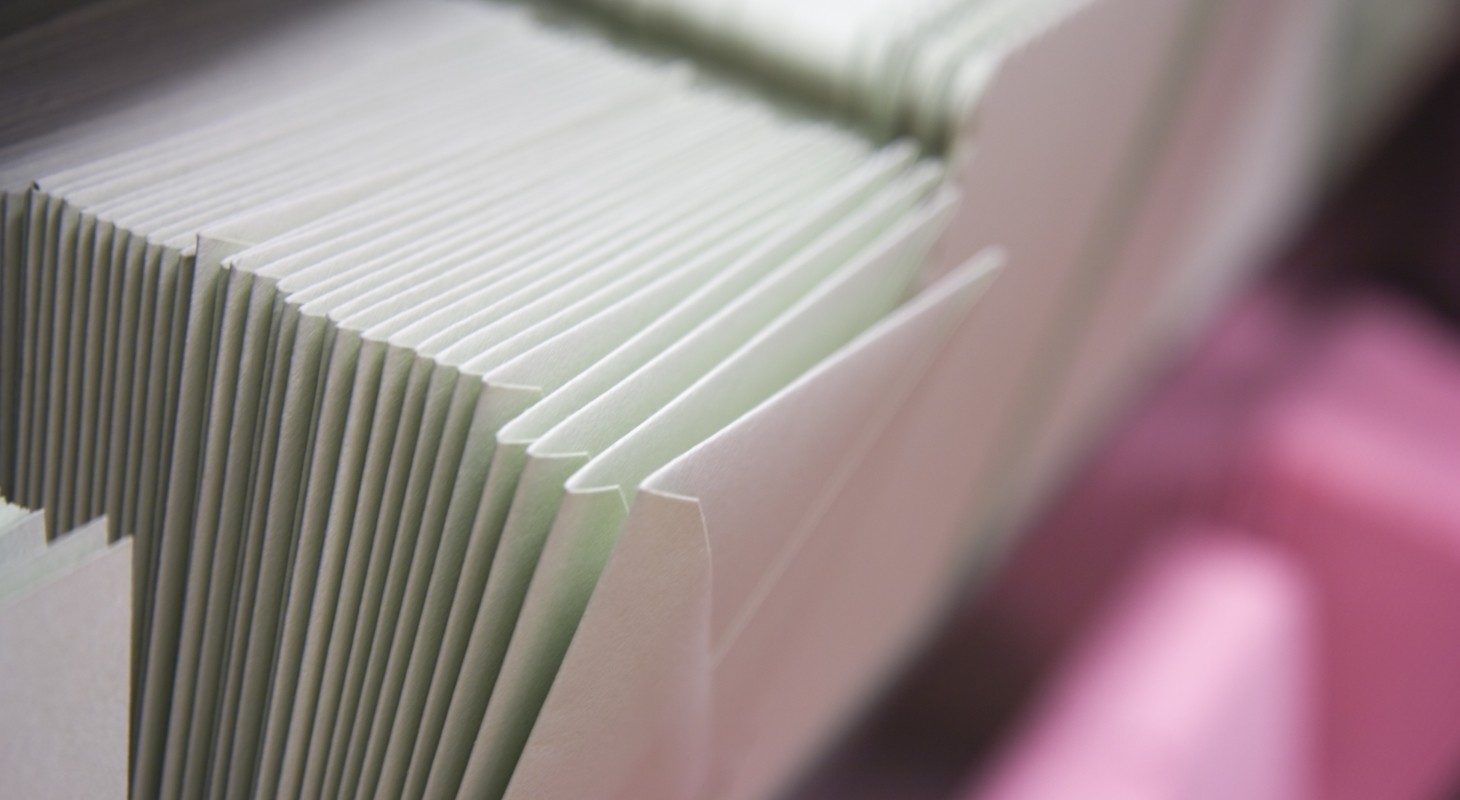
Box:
[0,1,1029,797]
[0,0,1361,797]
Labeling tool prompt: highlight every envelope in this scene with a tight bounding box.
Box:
[506,248,1001,800]
[406,168,946,798]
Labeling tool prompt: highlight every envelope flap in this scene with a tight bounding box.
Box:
[646,250,1003,651]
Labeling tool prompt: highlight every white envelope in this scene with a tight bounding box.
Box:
[507,249,1001,800]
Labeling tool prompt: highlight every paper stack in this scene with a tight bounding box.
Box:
[0,0,1348,797]
[0,1,1011,797]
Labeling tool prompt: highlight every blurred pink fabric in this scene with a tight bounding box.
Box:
[1225,295,1460,800]
[967,530,1316,800]
[966,292,1460,800]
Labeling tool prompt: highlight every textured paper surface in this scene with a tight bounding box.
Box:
[0,525,129,800]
